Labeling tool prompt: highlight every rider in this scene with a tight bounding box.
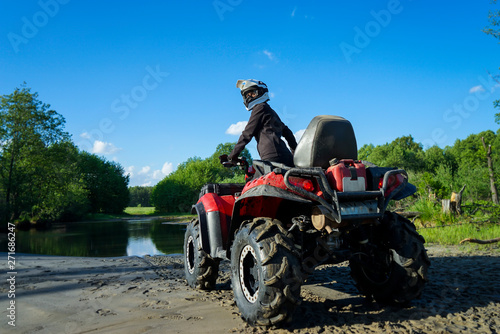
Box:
[228,79,297,167]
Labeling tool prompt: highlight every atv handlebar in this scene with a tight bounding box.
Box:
[219,154,248,169]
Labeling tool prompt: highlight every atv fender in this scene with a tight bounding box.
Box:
[227,184,311,255]
[191,193,235,259]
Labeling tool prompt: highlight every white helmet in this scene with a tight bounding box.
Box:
[236,79,270,110]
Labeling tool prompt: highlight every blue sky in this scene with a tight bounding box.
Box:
[1,1,499,186]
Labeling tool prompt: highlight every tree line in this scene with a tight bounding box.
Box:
[6,84,497,224]
[145,130,500,214]
[0,85,130,228]
[358,132,499,204]
[151,143,252,213]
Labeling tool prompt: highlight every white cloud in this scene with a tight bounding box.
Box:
[80,132,91,139]
[125,166,135,177]
[226,121,248,135]
[469,85,485,93]
[291,6,297,17]
[152,170,164,180]
[138,166,151,175]
[161,162,174,175]
[263,50,275,61]
[294,129,306,143]
[91,140,121,155]
[269,92,276,98]
[126,161,176,187]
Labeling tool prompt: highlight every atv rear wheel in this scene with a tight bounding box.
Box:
[231,217,302,326]
[350,212,430,304]
[184,219,219,290]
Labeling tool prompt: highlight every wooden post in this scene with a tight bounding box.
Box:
[481,137,499,204]
[449,185,466,214]
[455,185,466,215]
[442,199,451,213]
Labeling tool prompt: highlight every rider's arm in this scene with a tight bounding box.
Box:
[282,125,298,152]
[229,106,263,161]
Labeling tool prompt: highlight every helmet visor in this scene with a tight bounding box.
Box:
[243,90,257,99]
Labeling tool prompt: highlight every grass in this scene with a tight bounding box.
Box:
[124,207,157,215]
[84,207,194,220]
[417,222,500,252]
[123,207,196,220]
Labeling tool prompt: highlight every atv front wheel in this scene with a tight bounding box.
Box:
[184,219,219,290]
[350,212,430,304]
[231,218,302,326]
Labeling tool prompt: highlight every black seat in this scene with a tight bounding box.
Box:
[293,115,358,169]
[252,160,290,176]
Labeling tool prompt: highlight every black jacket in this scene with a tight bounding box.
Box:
[229,103,297,166]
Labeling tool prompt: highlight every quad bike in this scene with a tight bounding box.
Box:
[183,115,430,326]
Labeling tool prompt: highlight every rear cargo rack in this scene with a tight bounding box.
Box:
[284,167,408,224]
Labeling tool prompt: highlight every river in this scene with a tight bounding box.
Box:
[0,218,187,257]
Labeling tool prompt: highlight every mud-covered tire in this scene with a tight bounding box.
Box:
[231,217,303,326]
[184,219,219,290]
[350,212,430,304]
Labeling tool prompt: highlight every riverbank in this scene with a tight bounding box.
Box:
[1,244,498,333]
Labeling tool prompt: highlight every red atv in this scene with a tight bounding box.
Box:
[184,115,430,326]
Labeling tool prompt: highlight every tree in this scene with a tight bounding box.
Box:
[358,144,374,161]
[483,0,500,123]
[482,136,499,204]
[448,131,496,168]
[32,141,90,222]
[360,135,425,172]
[0,85,70,223]
[129,186,153,207]
[78,152,130,214]
[483,0,500,41]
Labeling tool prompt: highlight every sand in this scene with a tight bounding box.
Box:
[1,244,499,333]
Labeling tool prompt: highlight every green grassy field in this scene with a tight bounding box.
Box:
[418,222,499,251]
[124,207,157,215]
[124,207,195,219]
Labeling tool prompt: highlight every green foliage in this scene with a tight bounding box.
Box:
[407,198,442,224]
[483,0,500,41]
[361,135,425,171]
[462,200,500,218]
[151,178,194,213]
[129,186,153,207]
[363,131,500,203]
[78,151,130,214]
[152,142,251,213]
[0,85,130,226]
[418,223,499,248]
[0,85,76,223]
[483,0,500,124]
[358,144,374,161]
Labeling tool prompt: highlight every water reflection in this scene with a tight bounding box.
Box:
[0,219,187,257]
